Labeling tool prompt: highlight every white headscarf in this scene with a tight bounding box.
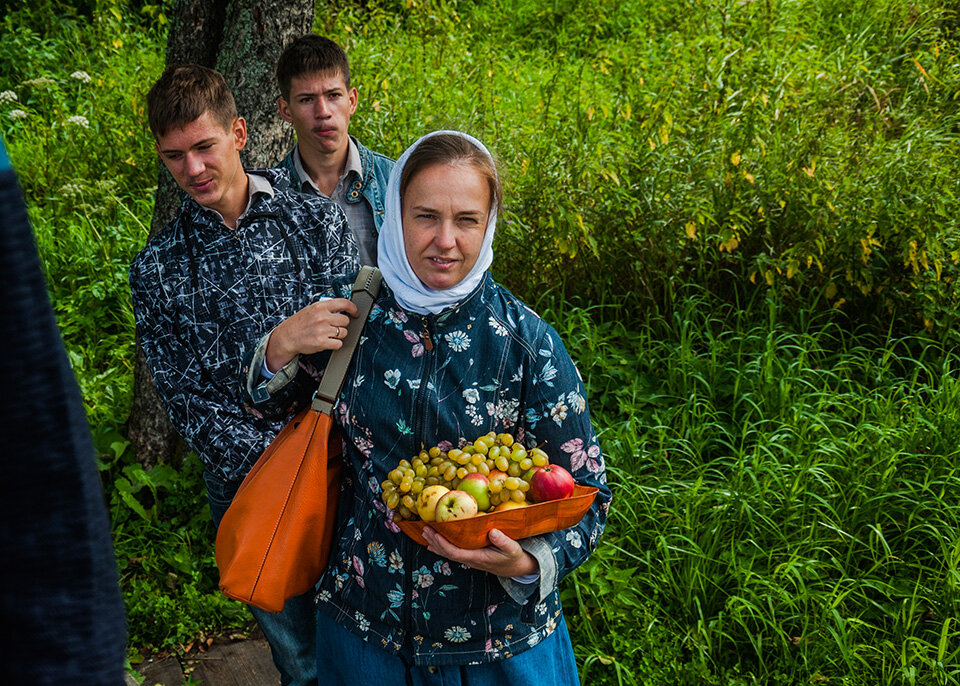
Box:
[377,130,498,315]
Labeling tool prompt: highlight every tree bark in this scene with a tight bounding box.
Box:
[128,0,314,468]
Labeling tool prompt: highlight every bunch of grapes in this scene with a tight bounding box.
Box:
[381,432,553,521]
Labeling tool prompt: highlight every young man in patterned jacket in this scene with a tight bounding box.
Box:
[129,65,360,686]
[275,34,394,266]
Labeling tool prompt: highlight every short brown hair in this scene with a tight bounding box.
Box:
[400,134,503,214]
[147,64,237,138]
[276,34,351,101]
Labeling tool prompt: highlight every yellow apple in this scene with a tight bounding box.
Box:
[416,485,450,522]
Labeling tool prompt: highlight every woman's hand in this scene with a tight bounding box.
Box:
[265,298,359,373]
[421,527,539,578]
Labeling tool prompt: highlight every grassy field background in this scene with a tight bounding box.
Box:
[2,0,960,682]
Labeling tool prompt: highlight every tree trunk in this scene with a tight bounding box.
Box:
[128,0,314,468]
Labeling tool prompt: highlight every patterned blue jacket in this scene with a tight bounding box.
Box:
[129,168,359,482]
[241,272,611,666]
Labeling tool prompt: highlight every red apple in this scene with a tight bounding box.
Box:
[529,464,575,502]
[458,473,491,511]
[435,490,479,521]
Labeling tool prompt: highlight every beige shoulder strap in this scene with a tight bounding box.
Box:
[311,266,382,414]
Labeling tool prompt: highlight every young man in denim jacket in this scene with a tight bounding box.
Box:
[129,65,359,686]
[275,34,394,266]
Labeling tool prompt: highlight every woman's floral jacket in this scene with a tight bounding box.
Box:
[241,272,611,666]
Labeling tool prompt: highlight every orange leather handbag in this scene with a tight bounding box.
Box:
[215,267,381,613]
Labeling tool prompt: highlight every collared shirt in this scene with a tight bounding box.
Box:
[205,172,276,227]
[290,140,378,267]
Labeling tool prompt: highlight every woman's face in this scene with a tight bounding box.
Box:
[402,162,491,291]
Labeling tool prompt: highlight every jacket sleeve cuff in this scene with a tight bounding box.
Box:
[496,536,557,605]
[246,331,300,404]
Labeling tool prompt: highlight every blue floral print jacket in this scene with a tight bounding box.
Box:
[241,272,611,666]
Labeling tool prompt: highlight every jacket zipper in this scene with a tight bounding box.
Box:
[421,317,434,351]
[402,314,435,660]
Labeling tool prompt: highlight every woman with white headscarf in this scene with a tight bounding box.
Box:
[242,131,611,684]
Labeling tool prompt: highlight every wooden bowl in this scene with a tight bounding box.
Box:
[395,485,599,549]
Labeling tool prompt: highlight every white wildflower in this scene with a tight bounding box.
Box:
[66,115,89,128]
[70,71,92,83]
[0,91,16,105]
[22,77,54,88]
[8,109,27,120]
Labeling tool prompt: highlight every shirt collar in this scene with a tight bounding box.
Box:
[194,172,275,227]
[292,138,362,195]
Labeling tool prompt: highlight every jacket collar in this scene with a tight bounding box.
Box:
[282,136,376,205]
[176,167,288,229]
[382,271,494,327]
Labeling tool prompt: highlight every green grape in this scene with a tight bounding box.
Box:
[386,492,400,509]
[399,476,413,493]
[398,459,412,471]
[477,462,490,476]
[488,446,501,461]
[428,446,442,459]
[532,452,549,467]
[470,453,484,466]
[411,479,425,495]
[443,466,457,482]
[389,469,403,485]
[518,479,530,492]
[497,433,515,447]
[397,505,415,521]
[495,455,510,472]
[519,458,533,471]
[511,489,526,503]
[456,466,469,479]
[510,446,527,462]
[381,479,393,492]
[504,477,520,491]
[430,455,445,466]
[425,476,440,486]
[454,452,471,466]
[415,463,428,478]
[490,492,502,507]
[507,463,522,477]
[401,494,416,511]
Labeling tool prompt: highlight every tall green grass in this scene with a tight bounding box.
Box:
[549,293,960,684]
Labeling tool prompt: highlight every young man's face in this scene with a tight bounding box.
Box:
[278,70,358,159]
[155,110,247,213]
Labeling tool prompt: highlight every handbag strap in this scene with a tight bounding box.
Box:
[311,266,382,414]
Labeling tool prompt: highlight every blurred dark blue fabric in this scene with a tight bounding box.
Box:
[0,137,126,684]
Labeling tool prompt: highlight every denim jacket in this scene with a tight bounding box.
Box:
[241,273,611,666]
[129,168,359,482]
[278,136,394,233]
